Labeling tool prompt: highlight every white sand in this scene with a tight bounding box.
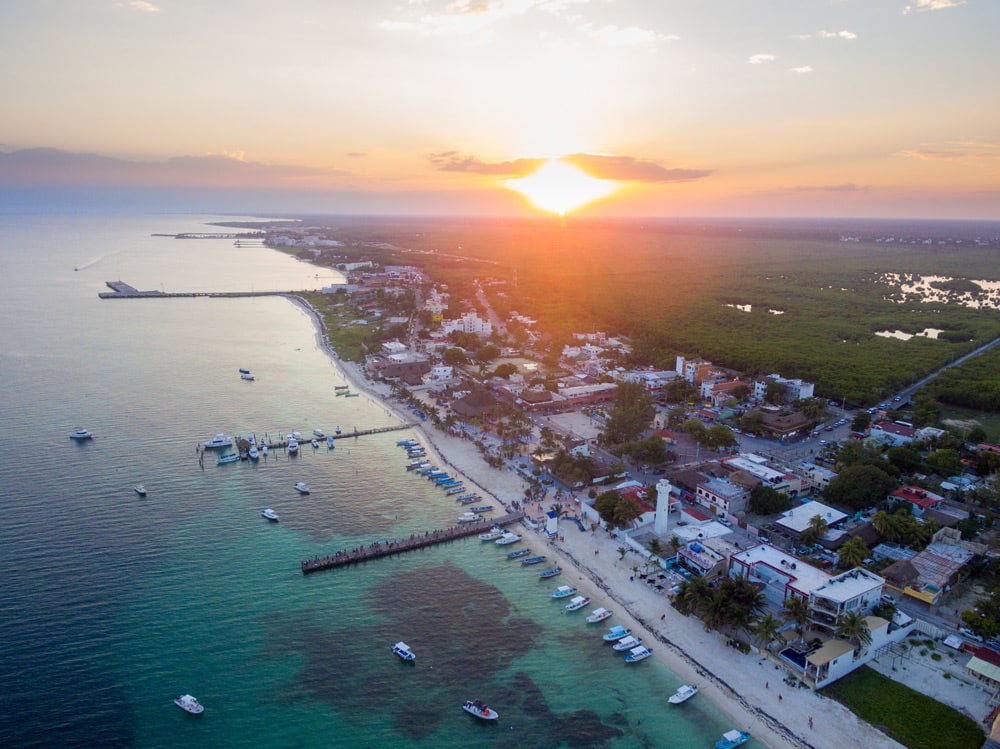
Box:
[294,297,904,749]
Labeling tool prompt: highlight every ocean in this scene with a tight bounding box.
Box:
[0,213,737,748]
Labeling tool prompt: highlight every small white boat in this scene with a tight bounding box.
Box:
[551,585,577,599]
[291,431,303,441]
[248,445,259,460]
[462,699,498,721]
[602,625,632,642]
[294,482,310,494]
[217,452,238,465]
[313,429,325,438]
[335,426,342,435]
[70,428,94,440]
[586,607,612,623]
[311,438,320,449]
[494,532,521,545]
[715,729,751,749]
[565,595,591,612]
[479,527,505,541]
[624,645,653,663]
[261,444,268,456]
[203,433,232,449]
[261,508,279,522]
[287,438,299,455]
[668,684,699,705]
[134,485,147,497]
[327,436,335,449]
[613,635,643,652]
[174,694,204,714]
[456,512,482,523]
[240,373,255,381]
[392,641,415,662]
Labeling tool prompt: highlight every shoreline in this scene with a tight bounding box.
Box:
[286,293,902,749]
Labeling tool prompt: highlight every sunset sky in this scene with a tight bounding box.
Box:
[1,0,998,218]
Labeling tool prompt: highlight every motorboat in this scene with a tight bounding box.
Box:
[134,485,147,497]
[261,444,268,456]
[456,492,477,501]
[287,438,299,455]
[714,730,751,749]
[445,486,466,496]
[479,527,505,541]
[586,607,613,623]
[335,426,342,435]
[565,595,591,611]
[239,368,250,374]
[551,585,577,599]
[470,505,492,513]
[240,373,255,381]
[291,431,303,441]
[392,641,415,662]
[495,532,522,546]
[459,496,479,505]
[506,548,531,559]
[462,699,498,721]
[313,429,325,438]
[311,438,320,449]
[294,482,310,494]
[624,645,653,663]
[520,555,546,566]
[538,566,562,578]
[602,625,632,642]
[248,445,259,460]
[173,694,204,714]
[70,428,94,440]
[335,385,349,391]
[203,433,232,449]
[406,460,428,471]
[668,684,699,705]
[456,512,482,523]
[397,438,418,446]
[344,393,359,397]
[217,452,238,465]
[261,508,279,522]
[613,635,643,652]
[327,436,335,449]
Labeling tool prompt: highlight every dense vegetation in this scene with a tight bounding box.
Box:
[825,666,984,749]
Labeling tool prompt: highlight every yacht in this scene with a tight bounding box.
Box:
[248,445,259,460]
[202,433,232,449]
[69,428,94,440]
[287,438,299,455]
[392,641,415,662]
[294,482,310,494]
[494,532,522,546]
[478,527,505,541]
[261,508,279,522]
[456,512,482,523]
[173,694,204,714]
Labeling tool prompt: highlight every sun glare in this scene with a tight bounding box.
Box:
[503,159,619,216]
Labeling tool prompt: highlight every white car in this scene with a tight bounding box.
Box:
[959,627,984,643]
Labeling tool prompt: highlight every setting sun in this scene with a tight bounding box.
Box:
[503,159,619,216]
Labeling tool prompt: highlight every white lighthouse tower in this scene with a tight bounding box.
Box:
[654,479,675,538]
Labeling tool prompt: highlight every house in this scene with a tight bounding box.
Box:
[895,533,975,606]
[804,612,913,689]
[774,500,847,540]
[675,355,715,384]
[701,379,750,408]
[753,374,815,403]
[723,455,802,497]
[694,477,749,517]
[795,461,838,492]
[868,420,917,447]
[451,388,500,418]
[889,486,945,517]
[758,410,812,439]
[422,365,454,384]
[728,543,833,607]
[807,567,885,634]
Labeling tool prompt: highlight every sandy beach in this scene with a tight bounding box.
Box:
[293,296,904,749]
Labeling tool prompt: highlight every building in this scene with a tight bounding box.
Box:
[889,486,945,517]
[620,368,679,392]
[804,612,913,689]
[729,543,833,607]
[441,311,492,337]
[868,420,917,446]
[753,374,815,403]
[675,355,715,384]
[807,567,885,634]
[794,461,839,492]
[774,500,847,541]
[694,477,749,517]
[700,379,749,407]
[723,455,802,497]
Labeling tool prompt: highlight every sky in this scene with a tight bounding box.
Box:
[1,0,999,218]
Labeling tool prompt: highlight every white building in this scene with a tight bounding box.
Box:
[774,500,847,538]
[694,477,749,517]
[441,311,492,337]
[620,369,679,392]
[807,567,886,633]
[423,365,454,384]
[753,374,815,402]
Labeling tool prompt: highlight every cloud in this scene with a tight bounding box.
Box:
[902,0,965,14]
[379,0,591,35]
[898,139,1000,161]
[786,183,868,193]
[346,151,368,158]
[789,65,814,74]
[429,151,712,183]
[749,54,776,65]
[579,24,679,47]
[796,29,857,40]
[0,148,353,188]
[118,1,159,11]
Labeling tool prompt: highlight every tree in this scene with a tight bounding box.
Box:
[781,595,811,645]
[600,381,654,445]
[474,343,500,363]
[837,536,870,570]
[442,347,468,366]
[926,448,963,477]
[492,362,518,379]
[706,424,737,450]
[835,610,873,654]
[824,464,897,511]
[613,497,645,529]
[594,490,623,524]
[753,613,783,652]
[886,446,924,474]
[749,485,794,515]
[799,514,829,547]
[616,545,629,560]
[740,411,765,436]
[962,589,1000,640]
[851,411,872,433]
[764,381,788,405]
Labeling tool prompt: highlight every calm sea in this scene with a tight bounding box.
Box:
[0,213,736,748]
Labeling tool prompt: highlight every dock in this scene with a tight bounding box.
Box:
[99,280,297,300]
[301,512,524,573]
[263,424,415,449]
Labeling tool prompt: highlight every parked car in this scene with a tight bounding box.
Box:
[959,627,984,643]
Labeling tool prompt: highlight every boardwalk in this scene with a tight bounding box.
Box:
[301,512,524,573]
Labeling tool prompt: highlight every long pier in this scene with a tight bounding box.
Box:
[99,280,302,300]
[301,512,524,574]
[264,424,415,449]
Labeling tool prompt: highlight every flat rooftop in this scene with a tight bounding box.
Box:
[776,500,847,533]
[731,543,831,595]
[811,567,884,603]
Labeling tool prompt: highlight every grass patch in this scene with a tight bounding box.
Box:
[825,666,983,749]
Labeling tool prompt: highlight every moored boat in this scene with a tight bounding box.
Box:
[335,385,350,391]
[174,694,204,714]
[714,729,751,749]
[335,425,342,434]
[70,428,94,440]
[238,368,251,374]
[520,555,546,565]
[565,595,591,611]
[586,607,613,623]
[495,532,522,546]
[392,641,415,662]
[202,433,232,449]
[613,635,643,652]
[469,505,492,513]
[602,625,632,642]
[668,684,699,704]
[294,481,310,494]
[479,527,505,541]
[248,445,259,460]
[624,645,653,663]
[506,548,531,559]
[240,373,255,381]
[217,452,238,465]
[287,438,299,455]
[538,566,562,578]
[327,435,335,449]
[551,585,577,599]
[261,508,279,522]
[311,438,320,449]
[444,486,465,496]
[313,428,325,438]
[462,699,498,721]
[456,512,482,523]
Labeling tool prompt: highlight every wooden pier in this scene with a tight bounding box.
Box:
[263,424,415,449]
[301,512,525,574]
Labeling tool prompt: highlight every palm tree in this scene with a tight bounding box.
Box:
[616,545,629,560]
[871,510,895,539]
[800,514,829,546]
[837,536,869,570]
[781,595,811,646]
[835,610,872,655]
[678,576,712,617]
[753,613,783,652]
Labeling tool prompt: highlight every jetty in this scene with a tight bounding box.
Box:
[99,280,299,300]
[264,424,413,450]
[301,512,524,573]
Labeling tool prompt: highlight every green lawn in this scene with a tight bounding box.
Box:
[825,666,985,749]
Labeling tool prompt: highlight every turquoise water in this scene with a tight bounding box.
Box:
[0,213,735,747]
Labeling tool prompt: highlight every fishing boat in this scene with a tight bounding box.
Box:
[479,527,505,541]
[344,393,359,397]
[506,548,531,559]
[624,645,653,663]
[495,532,522,546]
[294,482,310,494]
[538,566,562,579]
[445,486,465,496]
[261,508,279,522]
[217,452,238,465]
[461,699,498,721]
[238,368,251,375]
[456,493,477,501]
[586,607,613,623]
[714,730,751,749]
[469,505,492,513]
[202,433,232,449]
[174,694,204,714]
[602,625,632,642]
[668,684,698,705]
[392,641,415,662]
[520,555,546,565]
[134,485,147,496]
[613,635,643,652]
[70,428,94,440]
[459,496,479,504]
[551,585,577,599]
[456,512,482,523]
[335,385,350,391]
[406,460,429,471]
[565,595,591,611]
[397,438,418,447]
